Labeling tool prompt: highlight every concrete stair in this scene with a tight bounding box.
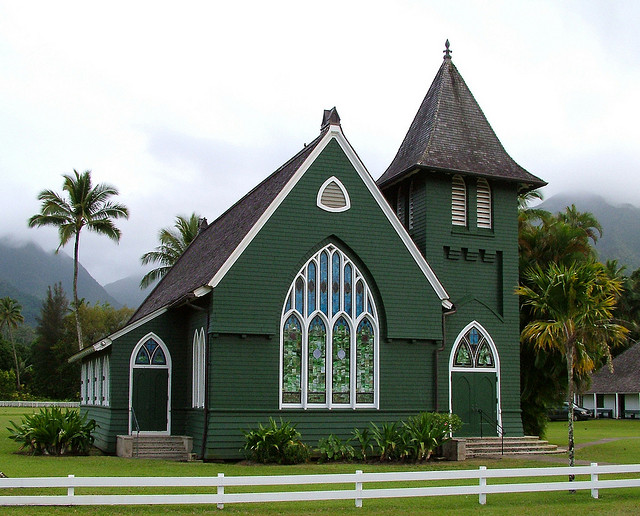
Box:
[116,435,194,461]
[463,436,564,458]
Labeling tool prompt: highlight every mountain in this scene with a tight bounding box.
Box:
[539,194,640,272]
[0,239,122,326]
[104,275,155,309]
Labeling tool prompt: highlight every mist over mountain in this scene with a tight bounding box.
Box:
[539,193,640,272]
[104,275,155,309]
[0,238,122,326]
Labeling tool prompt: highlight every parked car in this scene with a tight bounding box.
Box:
[548,402,592,421]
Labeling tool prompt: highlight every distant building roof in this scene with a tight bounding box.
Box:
[584,343,640,394]
[378,41,546,190]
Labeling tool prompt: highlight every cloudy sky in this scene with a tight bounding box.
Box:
[1,1,639,285]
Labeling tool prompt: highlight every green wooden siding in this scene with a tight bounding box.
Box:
[211,139,443,341]
[384,171,524,437]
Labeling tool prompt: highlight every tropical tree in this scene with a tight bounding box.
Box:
[0,297,25,389]
[140,213,202,288]
[28,170,129,350]
[518,196,606,435]
[517,261,628,469]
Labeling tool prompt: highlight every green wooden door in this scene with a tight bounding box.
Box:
[132,368,169,432]
[452,372,496,437]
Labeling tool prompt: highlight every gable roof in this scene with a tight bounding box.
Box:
[377,45,546,190]
[129,109,451,326]
[584,343,640,394]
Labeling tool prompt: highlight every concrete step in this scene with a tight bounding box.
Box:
[462,436,562,458]
[116,435,194,461]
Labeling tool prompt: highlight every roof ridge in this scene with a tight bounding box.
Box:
[421,59,448,166]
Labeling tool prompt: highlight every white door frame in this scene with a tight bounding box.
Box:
[128,332,172,435]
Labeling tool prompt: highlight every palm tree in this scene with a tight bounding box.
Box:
[517,261,628,470]
[0,297,25,390]
[28,170,129,350]
[140,213,202,289]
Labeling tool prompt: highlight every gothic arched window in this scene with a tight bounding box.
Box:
[281,244,378,408]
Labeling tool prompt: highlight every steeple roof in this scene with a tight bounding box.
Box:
[378,42,546,189]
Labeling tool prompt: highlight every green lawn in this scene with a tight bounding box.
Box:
[545,419,640,464]
[1,408,640,515]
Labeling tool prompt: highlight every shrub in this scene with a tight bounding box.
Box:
[401,412,462,461]
[352,427,374,461]
[0,370,17,399]
[242,418,310,464]
[371,421,402,461]
[317,434,355,462]
[7,407,97,455]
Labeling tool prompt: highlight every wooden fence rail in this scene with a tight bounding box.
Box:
[1,463,639,507]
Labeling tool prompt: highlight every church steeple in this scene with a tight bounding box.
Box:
[378,42,545,190]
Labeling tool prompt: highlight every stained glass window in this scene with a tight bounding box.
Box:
[355,280,364,317]
[454,342,472,366]
[282,315,302,403]
[281,244,378,408]
[307,262,316,316]
[295,276,304,314]
[332,317,350,404]
[344,264,352,316]
[320,252,328,316]
[356,319,374,404]
[135,338,167,365]
[307,317,326,404]
[453,325,496,369]
[332,253,341,316]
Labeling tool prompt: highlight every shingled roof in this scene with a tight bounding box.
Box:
[377,42,546,189]
[584,343,640,394]
[129,126,329,324]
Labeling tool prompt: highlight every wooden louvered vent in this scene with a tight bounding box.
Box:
[451,175,467,226]
[318,177,350,212]
[477,178,492,228]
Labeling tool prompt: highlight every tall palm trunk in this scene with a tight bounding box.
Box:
[566,338,576,487]
[73,231,84,350]
[7,326,20,390]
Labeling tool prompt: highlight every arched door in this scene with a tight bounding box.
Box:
[449,322,501,437]
[129,334,171,434]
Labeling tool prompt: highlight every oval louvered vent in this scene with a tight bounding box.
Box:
[477,178,492,229]
[451,175,467,226]
[317,177,350,212]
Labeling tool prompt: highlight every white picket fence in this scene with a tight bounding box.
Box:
[1,463,639,507]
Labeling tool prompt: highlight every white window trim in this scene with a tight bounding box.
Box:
[102,356,110,407]
[279,244,379,410]
[128,332,172,435]
[316,176,351,212]
[448,321,502,432]
[192,328,206,409]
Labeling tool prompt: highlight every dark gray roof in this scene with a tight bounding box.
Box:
[129,127,328,323]
[377,51,546,189]
[584,343,640,394]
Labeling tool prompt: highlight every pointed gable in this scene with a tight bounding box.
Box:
[129,130,327,323]
[378,42,546,189]
[130,109,451,325]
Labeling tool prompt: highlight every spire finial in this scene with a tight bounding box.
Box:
[443,39,452,60]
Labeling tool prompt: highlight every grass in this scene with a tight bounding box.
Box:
[545,418,640,464]
[1,408,640,514]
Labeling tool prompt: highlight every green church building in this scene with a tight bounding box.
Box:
[71,44,545,460]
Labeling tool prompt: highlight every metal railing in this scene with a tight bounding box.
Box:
[477,408,504,454]
[131,407,141,458]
